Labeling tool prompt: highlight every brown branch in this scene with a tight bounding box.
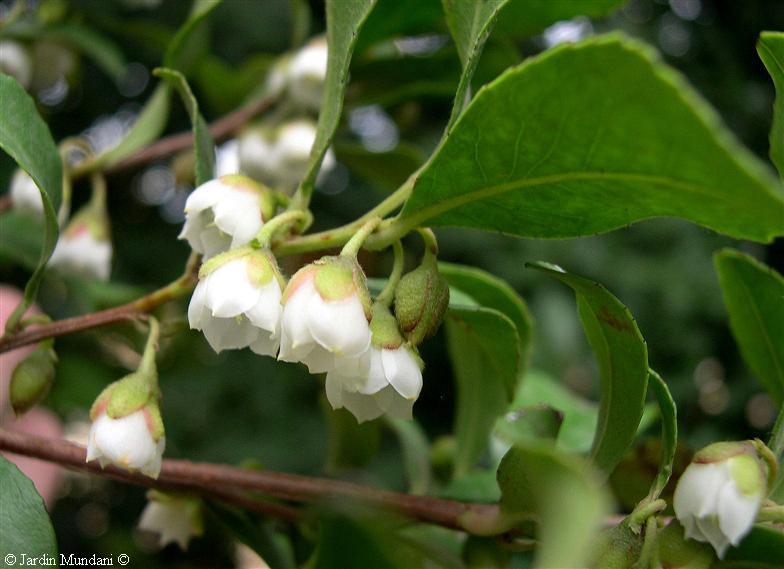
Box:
[0,429,504,535]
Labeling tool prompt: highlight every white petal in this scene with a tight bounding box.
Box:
[183,180,226,213]
[187,280,210,330]
[215,140,240,177]
[325,374,344,410]
[306,293,370,357]
[279,281,317,361]
[358,348,388,395]
[341,391,384,423]
[200,317,258,352]
[249,332,280,357]
[381,347,422,400]
[717,482,760,546]
[89,411,161,473]
[674,463,724,520]
[204,259,260,318]
[300,345,337,374]
[245,281,282,333]
[211,190,264,248]
[696,516,730,559]
[374,386,414,420]
[199,224,232,259]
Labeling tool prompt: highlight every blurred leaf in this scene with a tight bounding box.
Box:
[440,261,533,366]
[446,305,520,476]
[529,261,649,476]
[494,0,626,39]
[441,470,500,502]
[771,406,784,501]
[297,0,378,198]
[164,0,224,72]
[355,0,444,55]
[384,416,431,495]
[400,36,784,243]
[645,369,677,501]
[88,83,171,170]
[758,31,784,177]
[714,249,784,404]
[289,0,312,48]
[0,455,58,559]
[43,22,127,80]
[441,0,509,130]
[154,67,215,185]
[723,525,784,566]
[323,402,380,472]
[496,441,610,567]
[335,142,424,191]
[0,211,44,270]
[0,75,62,327]
[195,54,274,113]
[493,404,563,446]
[463,535,511,568]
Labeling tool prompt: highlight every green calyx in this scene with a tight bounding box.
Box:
[394,253,449,345]
[198,246,253,279]
[370,303,404,349]
[729,454,766,497]
[693,440,754,464]
[693,439,772,496]
[218,174,277,221]
[64,203,110,241]
[10,341,57,415]
[312,256,372,317]
[246,250,283,289]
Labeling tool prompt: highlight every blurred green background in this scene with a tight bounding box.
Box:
[1,0,783,566]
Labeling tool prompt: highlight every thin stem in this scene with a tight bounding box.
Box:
[88,172,108,215]
[137,317,160,378]
[341,217,382,257]
[757,504,784,524]
[254,210,312,248]
[417,228,439,256]
[376,241,404,306]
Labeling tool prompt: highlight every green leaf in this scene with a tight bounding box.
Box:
[87,83,171,171]
[723,525,784,566]
[43,23,127,80]
[494,0,625,39]
[528,261,649,476]
[714,249,784,404]
[296,0,377,200]
[496,442,610,567]
[164,0,224,72]
[770,405,784,501]
[0,455,58,559]
[335,142,425,191]
[355,0,444,54]
[0,211,44,271]
[446,305,520,476]
[439,261,533,367]
[493,404,563,446]
[323,402,380,472]
[441,0,509,130]
[400,35,784,243]
[646,369,677,501]
[758,32,784,177]
[0,75,62,330]
[154,67,215,185]
[384,417,431,495]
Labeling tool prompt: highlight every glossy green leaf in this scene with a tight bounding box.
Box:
[355,0,444,54]
[0,211,44,271]
[87,83,171,171]
[0,455,58,559]
[154,67,215,185]
[494,0,625,39]
[441,0,509,130]
[529,261,649,476]
[646,369,677,501]
[0,75,62,331]
[714,249,784,404]
[446,305,520,476]
[164,0,224,72]
[385,417,431,495]
[296,0,377,200]
[758,32,784,177]
[439,261,533,366]
[497,442,611,567]
[400,36,784,243]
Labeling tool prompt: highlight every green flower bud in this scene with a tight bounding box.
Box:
[394,254,449,345]
[10,341,57,415]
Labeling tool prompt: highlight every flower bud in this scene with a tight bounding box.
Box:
[673,440,772,558]
[189,247,284,356]
[86,370,164,478]
[9,169,43,217]
[287,36,327,109]
[137,490,203,550]
[238,119,336,192]
[0,40,33,88]
[49,202,112,282]
[10,341,57,415]
[279,256,372,373]
[179,174,277,259]
[325,303,424,423]
[394,255,449,345]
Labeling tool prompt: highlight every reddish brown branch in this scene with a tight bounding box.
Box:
[0,429,503,534]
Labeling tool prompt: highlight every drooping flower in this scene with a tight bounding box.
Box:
[137,490,203,550]
[238,119,336,191]
[0,40,33,88]
[179,175,276,259]
[9,169,43,216]
[325,303,423,422]
[279,256,372,373]
[188,247,284,356]
[673,440,770,558]
[287,36,327,109]
[49,200,112,282]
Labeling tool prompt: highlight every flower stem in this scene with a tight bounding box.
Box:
[341,217,382,257]
[137,316,160,379]
[376,241,405,306]
[253,210,312,248]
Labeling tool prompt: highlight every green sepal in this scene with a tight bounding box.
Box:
[144,399,165,441]
[63,201,110,242]
[693,440,755,464]
[369,303,403,349]
[90,369,159,422]
[10,341,57,415]
[310,256,372,317]
[198,246,253,279]
[394,253,450,345]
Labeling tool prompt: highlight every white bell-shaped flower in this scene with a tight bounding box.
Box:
[674,441,769,558]
[214,139,241,177]
[49,220,112,282]
[188,248,284,356]
[9,169,43,216]
[238,119,336,191]
[138,491,203,550]
[279,256,372,373]
[179,175,276,259]
[87,409,164,478]
[0,40,33,88]
[287,36,327,109]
